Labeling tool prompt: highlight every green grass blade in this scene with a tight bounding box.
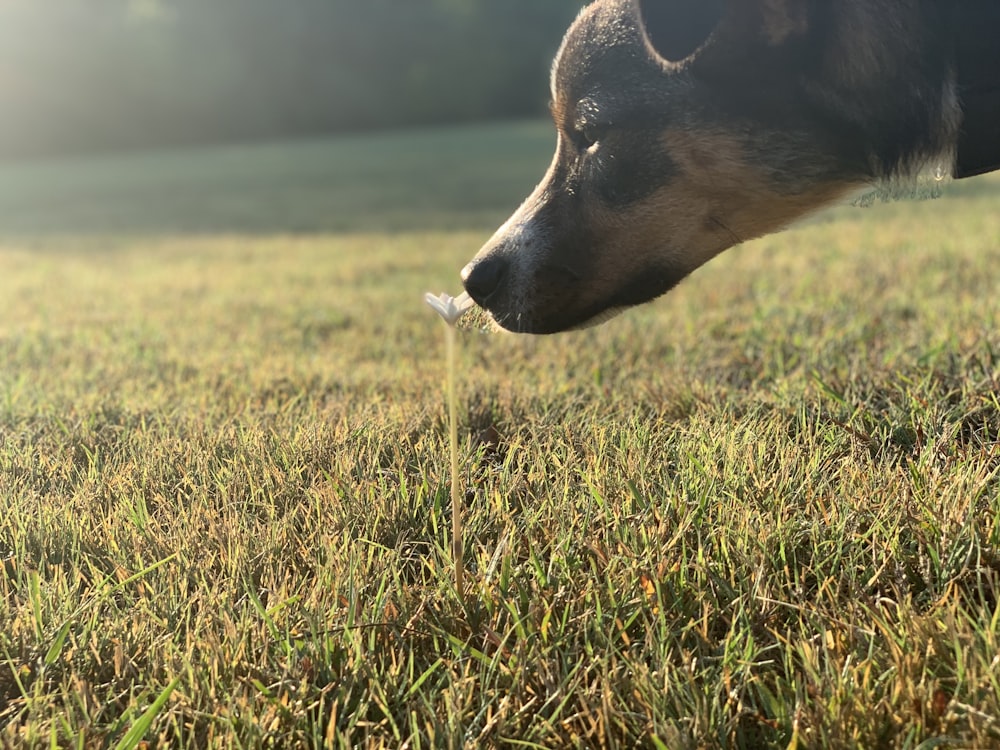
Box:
[113,679,180,750]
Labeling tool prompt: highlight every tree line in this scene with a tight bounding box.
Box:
[0,0,585,159]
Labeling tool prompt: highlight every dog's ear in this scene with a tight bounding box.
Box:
[636,0,727,63]
[637,0,811,68]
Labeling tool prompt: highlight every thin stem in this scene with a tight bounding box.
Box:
[445,322,464,605]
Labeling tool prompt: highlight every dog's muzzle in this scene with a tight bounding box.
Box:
[461,255,509,307]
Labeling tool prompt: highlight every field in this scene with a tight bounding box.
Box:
[2,121,1000,749]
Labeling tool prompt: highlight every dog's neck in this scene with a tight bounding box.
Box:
[954,3,1000,179]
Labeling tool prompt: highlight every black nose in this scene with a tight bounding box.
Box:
[461,255,508,305]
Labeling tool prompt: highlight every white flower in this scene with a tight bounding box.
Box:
[424,291,475,326]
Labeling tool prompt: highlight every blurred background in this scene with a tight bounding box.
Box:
[0,0,583,161]
[0,0,586,236]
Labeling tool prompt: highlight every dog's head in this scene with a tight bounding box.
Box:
[461,0,867,334]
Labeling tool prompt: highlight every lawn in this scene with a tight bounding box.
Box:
[1,121,1000,748]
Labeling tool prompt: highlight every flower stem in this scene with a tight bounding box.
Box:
[445,322,464,605]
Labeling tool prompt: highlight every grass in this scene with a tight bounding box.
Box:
[1,121,1000,748]
[0,121,555,236]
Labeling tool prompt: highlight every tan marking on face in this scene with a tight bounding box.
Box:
[576,174,716,293]
[559,128,856,309]
[661,129,853,241]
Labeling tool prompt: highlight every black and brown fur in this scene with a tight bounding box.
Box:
[461,0,1000,334]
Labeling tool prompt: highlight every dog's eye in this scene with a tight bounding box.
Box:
[571,124,604,152]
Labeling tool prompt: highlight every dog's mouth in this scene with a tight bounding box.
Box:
[484,298,635,335]
[481,286,584,335]
[476,263,687,334]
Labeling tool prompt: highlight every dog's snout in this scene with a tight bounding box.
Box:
[461,255,509,305]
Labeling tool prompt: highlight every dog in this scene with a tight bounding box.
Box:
[460,0,1000,334]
